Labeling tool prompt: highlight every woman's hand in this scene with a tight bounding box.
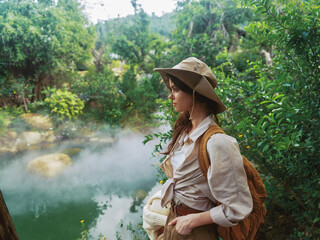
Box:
[168,211,213,235]
[168,214,197,235]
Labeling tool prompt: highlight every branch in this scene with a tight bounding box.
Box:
[257,0,288,30]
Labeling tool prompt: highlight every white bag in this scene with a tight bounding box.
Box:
[142,190,170,240]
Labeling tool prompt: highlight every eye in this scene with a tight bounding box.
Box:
[171,86,179,93]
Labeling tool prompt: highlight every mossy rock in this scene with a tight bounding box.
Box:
[27,153,72,178]
[20,113,53,130]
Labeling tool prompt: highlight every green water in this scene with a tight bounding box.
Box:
[0,133,158,240]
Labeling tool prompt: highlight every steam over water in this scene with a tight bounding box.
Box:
[0,130,160,240]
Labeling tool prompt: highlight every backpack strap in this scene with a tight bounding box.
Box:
[198,125,225,181]
[198,125,246,240]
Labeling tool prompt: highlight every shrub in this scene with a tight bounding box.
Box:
[213,0,320,235]
[44,89,84,120]
[72,66,126,126]
[235,0,319,237]
[73,65,163,128]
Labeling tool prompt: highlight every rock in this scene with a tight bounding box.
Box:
[27,153,72,177]
[6,131,17,139]
[41,131,56,143]
[17,131,42,146]
[0,146,18,154]
[0,136,18,154]
[16,144,27,152]
[20,113,53,130]
[0,136,6,144]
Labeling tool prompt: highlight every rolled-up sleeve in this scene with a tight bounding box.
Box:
[206,134,253,227]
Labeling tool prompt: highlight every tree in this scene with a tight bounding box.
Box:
[102,3,167,73]
[110,9,153,72]
[0,0,95,103]
[169,0,255,67]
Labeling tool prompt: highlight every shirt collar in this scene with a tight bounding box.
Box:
[183,114,217,143]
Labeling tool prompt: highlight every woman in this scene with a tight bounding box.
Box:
[153,57,253,240]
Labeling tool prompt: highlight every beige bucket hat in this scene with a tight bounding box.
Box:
[154,57,226,114]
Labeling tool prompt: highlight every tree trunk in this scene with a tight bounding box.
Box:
[0,190,19,240]
[35,77,43,101]
[92,46,105,72]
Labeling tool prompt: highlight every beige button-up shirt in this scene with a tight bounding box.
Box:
[160,115,253,227]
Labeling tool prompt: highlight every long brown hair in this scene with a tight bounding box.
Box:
[164,74,220,155]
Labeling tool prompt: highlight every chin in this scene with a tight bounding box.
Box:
[175,109,185,113]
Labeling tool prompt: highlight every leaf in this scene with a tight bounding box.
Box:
[261,121,269,131]
[256,117,265,128]
[251,125,265,135]
[266,103,278,109]
[272,108,284,114]
[263,144,269,152]
[313,218,320,224]
[273,94,285,101]
[260,100,271,104]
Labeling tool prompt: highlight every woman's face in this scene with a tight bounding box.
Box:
[168,79,193,112]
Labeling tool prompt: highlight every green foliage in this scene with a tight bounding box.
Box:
[0,0,95,101]
[0,106,27,135]
[125,75,160,122]
[143,98,179,182]
[0,0,94,71]
[212,0,320,236]
[110,9,152,71]
[169,0,256,66]
[1,105,25,117]
[149,12,176,37]
[0,108,11,135]
[97,8,169,73]
[229,47,262,72]
[120,72,165,128]
[77,219,106,240]
[72,64,163,127]
[77,218,147,240]
[44,89,84,120]
[216,53,320,238]
[28,99,50,115]
[7,115,31,134]
[116,220,148,240]
[119,66,137,105]
[72,66,126,125]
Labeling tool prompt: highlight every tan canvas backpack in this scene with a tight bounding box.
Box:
[198,125,267,240]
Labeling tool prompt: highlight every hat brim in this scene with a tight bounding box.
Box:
[154,68,226,114]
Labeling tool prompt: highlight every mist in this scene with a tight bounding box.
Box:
[0,130,158,217]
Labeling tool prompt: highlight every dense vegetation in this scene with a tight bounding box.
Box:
[0,0,319,239]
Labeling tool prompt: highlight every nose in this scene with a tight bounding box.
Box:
[168,92,173,100]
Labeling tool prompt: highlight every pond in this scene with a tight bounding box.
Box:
[0,131,160,240]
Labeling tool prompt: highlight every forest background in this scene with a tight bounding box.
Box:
[0,0,319,239]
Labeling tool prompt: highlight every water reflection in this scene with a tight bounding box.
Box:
[92,183,162,240]
[0,131,158,240]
